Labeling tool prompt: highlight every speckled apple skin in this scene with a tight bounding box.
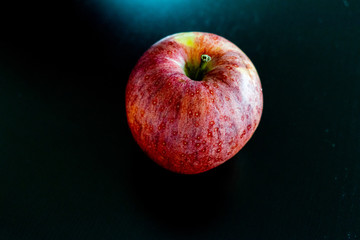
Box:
[126,32,263,174]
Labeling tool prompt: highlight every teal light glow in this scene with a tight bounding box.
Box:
[98,0,192,32]
[94,0,259,40]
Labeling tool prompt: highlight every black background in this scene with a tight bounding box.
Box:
[1,0,360,239]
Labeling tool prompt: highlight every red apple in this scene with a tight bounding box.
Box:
[126,32,263,174]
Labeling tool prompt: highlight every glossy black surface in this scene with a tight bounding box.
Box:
[1,0,359,239]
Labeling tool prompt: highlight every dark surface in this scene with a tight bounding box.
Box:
[1,0,360,239]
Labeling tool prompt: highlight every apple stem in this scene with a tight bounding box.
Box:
[194,54,211,80]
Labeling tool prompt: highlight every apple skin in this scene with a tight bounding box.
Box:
[126,32,263,174]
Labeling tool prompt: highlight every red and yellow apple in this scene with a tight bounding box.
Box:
[126,32,263,174]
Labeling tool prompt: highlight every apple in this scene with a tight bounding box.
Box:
[126,32,263,174]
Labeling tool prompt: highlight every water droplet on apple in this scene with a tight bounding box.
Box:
[240,130,246,138]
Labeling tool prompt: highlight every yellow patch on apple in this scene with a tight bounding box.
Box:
[173,32,196,48]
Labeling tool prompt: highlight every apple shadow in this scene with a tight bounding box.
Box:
[125,138,239,233]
